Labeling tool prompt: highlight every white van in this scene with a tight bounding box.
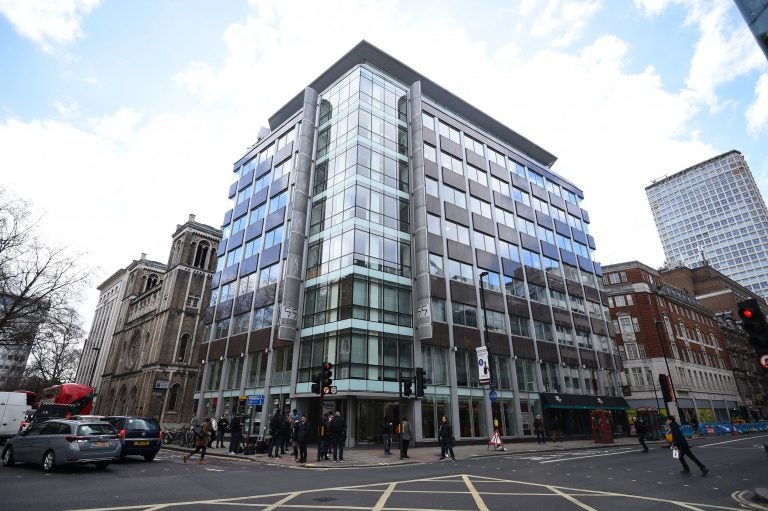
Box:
[0,392,27,443]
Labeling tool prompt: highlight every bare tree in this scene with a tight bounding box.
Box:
[0,188,90,351]
[24,308,84,389]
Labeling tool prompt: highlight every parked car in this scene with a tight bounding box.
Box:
[103,416,162,461]
[1,419,120,472]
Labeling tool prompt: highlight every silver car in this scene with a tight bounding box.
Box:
[1,419,121,472]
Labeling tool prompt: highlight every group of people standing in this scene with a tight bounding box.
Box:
[266,409,347,463]
[183,414,244,464]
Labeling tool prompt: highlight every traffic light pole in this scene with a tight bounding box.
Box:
[398,368,404,461]
[316,375,323,462]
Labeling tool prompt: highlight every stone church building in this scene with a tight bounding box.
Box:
[96,214,220,424]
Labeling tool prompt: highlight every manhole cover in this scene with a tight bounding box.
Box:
[313,497,337,502]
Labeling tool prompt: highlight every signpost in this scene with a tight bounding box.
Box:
[476,346,491,385]
[247,394,264,406]
[488,389,498,402]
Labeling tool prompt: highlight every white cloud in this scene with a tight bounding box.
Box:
[0,0,100,53]
[747,73,768,135]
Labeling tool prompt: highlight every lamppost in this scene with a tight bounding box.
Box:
[653,296,679,422]
[647,369,662,413]
[478,271,497,437]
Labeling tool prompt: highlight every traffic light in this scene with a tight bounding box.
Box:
[737,299,768,350]
[311,374,321,395]
[402,378,413,397]
[415,367,427,397]
[321,362,333,395]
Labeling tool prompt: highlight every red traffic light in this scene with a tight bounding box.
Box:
[323,362,333,370]
[742,309,754,319]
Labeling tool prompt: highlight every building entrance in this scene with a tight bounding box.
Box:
[356,400,400,444]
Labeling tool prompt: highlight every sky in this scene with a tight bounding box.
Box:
[1,0,767,337]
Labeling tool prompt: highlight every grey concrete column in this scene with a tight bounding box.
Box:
[409,81,432,342]
[278,87,318,341]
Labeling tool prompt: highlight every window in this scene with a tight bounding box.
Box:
[225,247,242,267]
[464,135,484,155]
[551,207,566,222]
[232,312,250,335]
[504,276,526,297]
[214,318,230,339]
[528,170,545,188]
[488,148,506,168]
[231,215,247,235]
[250,203,267,224]
[528,282,548,304]
[424,143,437,162]
[428,253,444,277]
[237,184,252,205]
[272,158,291,181]
[522,249,541,269]
[244,237,261,259]
[258,263,279,287]
[550,289,567,308]
[254,171,270,192]
[446,259,473,283]
[473,231,495,252]
[263,227,283,249]
[445,221,470,244]
[238,273,257,296]
[511,187,530,206]
[452,302,478,327]
[485,310,505,333]
[441,152,464,175]
[556,234,573,252]
[422,112,435,131]
[427,213,441,235]
[512,162,527,178]
[568,214,583,231]
[570,295,586,314]
[438,122,461,144]
[466,165,488,186]
[252,305,274,330]
[431,298,446,322]
[479,270,501,292]
[533,320,554,342]
[495,206,515,225]
[470,197,492,218]
[425,177,439,197]
[543,256,560,276]
[546,180,561,197]
[573,241,589,257]
[614,295,626,307]
[509,315,530,337]
[517,217,536,237]
[268,190,287,214]
[499,240,520,262]
[219,282,235,302]
[556,325,573,345]
[441,183,466,208]
[536,225,555,244]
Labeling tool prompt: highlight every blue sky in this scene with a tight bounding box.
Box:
[1,0,766,330]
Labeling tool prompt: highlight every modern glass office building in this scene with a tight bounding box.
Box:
[646,150,768,301]
[195,41,623,444]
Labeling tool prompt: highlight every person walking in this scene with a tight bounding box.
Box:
[634,416,649,453]
[280,413,291,455]
[183,417,210,465]
[269,411,283,458]
[550,415,562,442]
[667,416,708,476]
[330,411,347,462]
[400,416,413,458]
[228,414,242,455]
[438,416,455,461]
[208,416,218,448]
[533,415,546,445]
[217,415,229,448]
[296,416,310,463]
[382,416,394,455]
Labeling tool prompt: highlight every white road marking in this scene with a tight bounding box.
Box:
[372,482,396,511]
[699,434,768,447]
[461,474,489,511]
[539,449,635,463]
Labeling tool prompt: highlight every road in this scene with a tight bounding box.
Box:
[1,434,767,511]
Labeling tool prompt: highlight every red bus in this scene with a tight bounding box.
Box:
[33,383,94,422]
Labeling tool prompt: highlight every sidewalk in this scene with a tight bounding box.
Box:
[164,436,669,468]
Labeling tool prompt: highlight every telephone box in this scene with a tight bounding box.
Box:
[590,410,614,444]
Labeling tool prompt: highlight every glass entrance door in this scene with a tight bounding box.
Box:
[356,400,400,444]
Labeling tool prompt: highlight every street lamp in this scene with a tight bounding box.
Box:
[647,369,662,413]
[478,271,491,355]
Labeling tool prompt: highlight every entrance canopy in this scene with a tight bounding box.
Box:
[540,393,630,410]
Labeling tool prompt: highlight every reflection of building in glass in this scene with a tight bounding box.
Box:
[197,41,624,444]
[646,150,768,301]
[734,0,768,60]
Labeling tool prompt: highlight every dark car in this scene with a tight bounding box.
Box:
[103,416,162,461]
[2,419,120,472]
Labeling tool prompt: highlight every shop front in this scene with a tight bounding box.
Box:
[540,393,631,438]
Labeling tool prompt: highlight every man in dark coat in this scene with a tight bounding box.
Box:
[296,416,310,463]
[634,416,649,453]
[217,415,229,449]
[228,414,242,455]
[269,411,283,458]
[329,411,346,462]
[438,415,455,461]
[668,416,708,475]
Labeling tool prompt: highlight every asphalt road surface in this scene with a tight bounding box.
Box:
[2,434,767,511]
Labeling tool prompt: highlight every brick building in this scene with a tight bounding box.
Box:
[603,261,741,423]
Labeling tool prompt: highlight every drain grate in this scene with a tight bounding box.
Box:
[313,497,338,502]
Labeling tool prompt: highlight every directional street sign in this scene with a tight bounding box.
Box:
[489,390,498,402]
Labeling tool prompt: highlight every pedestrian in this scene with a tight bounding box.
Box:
[634,417,649,453]
[667,416,708,476]
[217,414,229,448]
[208,416,218,448]
[290,415,299,461]
[533,415,546,445]
[320,412,333,460]
[550,415,562,442]
[382,416,393,455]
[438,416,455,461]
[400,416,413,458]
[296,416,309,463]
[269,410,283,458]
[330,411,347,462]
[183,417,210,465]
[280,413,291,455]
[228,414,242,455]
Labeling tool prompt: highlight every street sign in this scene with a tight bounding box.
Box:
[489,390,498,402]
[247,394,265,406]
